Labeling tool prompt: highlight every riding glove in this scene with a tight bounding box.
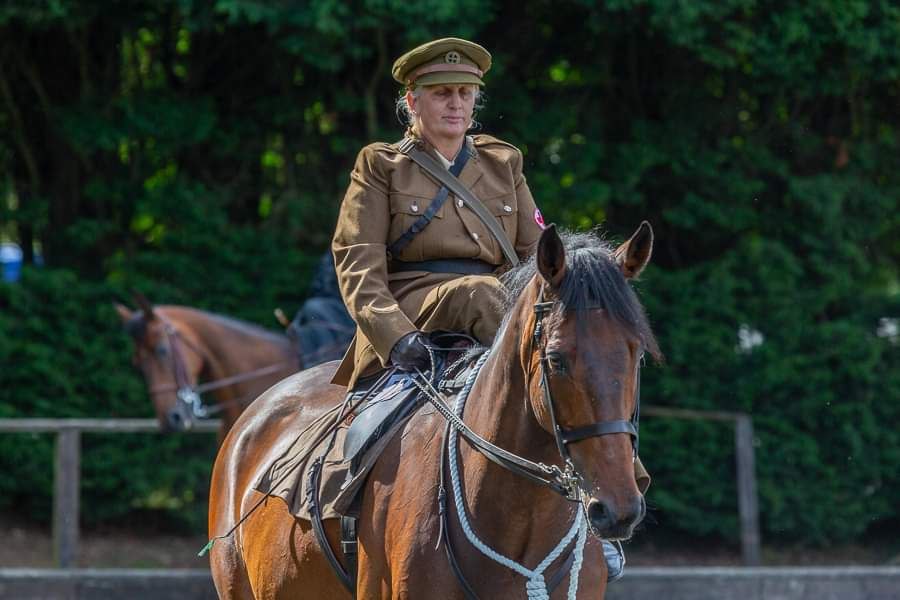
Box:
[389,332,430,372]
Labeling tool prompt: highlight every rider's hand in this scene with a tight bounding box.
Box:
[389,332,430,372]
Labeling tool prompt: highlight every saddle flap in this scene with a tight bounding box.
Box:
[342,375,421,465]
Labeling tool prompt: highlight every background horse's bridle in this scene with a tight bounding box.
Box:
[147,318,292,424]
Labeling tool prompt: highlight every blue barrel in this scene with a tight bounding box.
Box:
[1,243,23,283]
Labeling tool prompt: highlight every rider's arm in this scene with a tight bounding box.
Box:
[332,144,418,367]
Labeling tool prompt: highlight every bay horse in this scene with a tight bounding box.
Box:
[208,223,660,599]
[115,297,299,437]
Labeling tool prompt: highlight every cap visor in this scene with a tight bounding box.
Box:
[414,72,484,87]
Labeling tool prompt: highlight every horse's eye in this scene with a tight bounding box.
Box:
[545,352,567,374]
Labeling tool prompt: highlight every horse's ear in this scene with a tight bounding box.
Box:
[132,290,157,320]
[114,303,133,324]
[537,224,567,288]
[614,221,653,280]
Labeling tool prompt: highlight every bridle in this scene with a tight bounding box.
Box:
[146,318,293,424]
[415,281,642,503]
[532,283,641,490]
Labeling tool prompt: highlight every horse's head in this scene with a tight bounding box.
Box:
[114,295,204,432]
[515,223,660,540]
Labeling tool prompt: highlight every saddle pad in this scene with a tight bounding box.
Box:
[253,360,481,521]
[252,396,427,521]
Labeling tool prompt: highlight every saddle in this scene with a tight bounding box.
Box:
[305,333,481,593]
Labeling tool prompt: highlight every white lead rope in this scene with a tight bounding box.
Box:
[446,349,589,599]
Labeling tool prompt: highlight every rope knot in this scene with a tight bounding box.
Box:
[525,575,549,599]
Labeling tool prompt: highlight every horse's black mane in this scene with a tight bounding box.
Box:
[502,230,660,358]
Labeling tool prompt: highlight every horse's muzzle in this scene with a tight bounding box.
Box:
[587,495,645,540]
[164,404,193,432]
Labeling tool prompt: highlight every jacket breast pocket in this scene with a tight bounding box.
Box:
[487,194,518,241]
[388,192,445,260]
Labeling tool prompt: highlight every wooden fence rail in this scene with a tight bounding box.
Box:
[0,419,219,568]
[0,410,759,567]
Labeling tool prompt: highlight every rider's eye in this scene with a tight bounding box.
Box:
[155,344,169,359]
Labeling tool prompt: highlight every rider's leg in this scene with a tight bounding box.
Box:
[413,274,506,345]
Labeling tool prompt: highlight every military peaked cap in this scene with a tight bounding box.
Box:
[392,37,492,88]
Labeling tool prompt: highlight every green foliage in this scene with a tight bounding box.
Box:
[0,267,216,528]
[1,0,897,545]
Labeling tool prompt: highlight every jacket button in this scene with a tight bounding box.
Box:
[411,203,419,212]
[457,199,464,208]
[471,232,479,240]
[503,205,513,213]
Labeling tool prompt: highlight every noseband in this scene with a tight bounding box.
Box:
[532,284,641,473]
[152,320,209,421]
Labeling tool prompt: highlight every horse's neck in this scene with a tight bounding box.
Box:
[173,308,294,390]
[457,321,576,549]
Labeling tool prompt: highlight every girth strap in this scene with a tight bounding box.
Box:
[307,457,354,592]
[341,516,359,592]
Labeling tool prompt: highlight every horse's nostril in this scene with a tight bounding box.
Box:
[166,409,185,430]
[587,500,616,532]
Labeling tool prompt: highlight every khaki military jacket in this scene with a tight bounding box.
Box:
[331,134,543,387]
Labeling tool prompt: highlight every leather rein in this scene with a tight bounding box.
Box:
[147,319,294,422]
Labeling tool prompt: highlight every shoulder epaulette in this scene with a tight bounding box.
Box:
[471,134,518,152]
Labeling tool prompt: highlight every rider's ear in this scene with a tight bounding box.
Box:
[113,303,133,324]
[614,221,653,280]
[537,224,567,288]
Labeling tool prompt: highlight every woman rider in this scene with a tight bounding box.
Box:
[331,37,646,581]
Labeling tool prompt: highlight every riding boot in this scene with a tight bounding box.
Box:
[603,540,626,582]
[604,455,649,582]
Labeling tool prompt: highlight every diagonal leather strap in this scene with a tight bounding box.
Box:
[388,143,471,258]
[397,137,520,267]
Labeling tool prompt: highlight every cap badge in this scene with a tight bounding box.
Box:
[445,51,461,64]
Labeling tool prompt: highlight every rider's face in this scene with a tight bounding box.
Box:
[408,84,477,149]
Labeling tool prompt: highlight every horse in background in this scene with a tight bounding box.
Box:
[116,296,299,437]
[117,253,356,438]
[207,223,660,599]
